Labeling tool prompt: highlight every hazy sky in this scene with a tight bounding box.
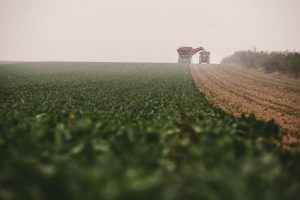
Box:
[1,0,300,63]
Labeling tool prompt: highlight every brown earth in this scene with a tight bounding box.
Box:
[191,64,300,144]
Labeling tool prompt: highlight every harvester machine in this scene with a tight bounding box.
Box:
[177,47,203,64]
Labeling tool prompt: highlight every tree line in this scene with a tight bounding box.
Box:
[221,50,300,78]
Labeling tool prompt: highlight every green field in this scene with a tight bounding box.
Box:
[0,62,299,200]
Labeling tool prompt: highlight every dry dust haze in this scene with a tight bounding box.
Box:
[0,0,300,63]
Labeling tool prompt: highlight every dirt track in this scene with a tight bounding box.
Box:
[191,64,300,143]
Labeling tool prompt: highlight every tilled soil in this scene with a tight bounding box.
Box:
[191,64,300,144]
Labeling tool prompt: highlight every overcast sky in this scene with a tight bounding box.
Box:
[0,0,300,63]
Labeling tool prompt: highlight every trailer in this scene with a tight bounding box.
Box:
[199,50,210,64]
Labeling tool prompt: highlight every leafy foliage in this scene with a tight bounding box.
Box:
[221,50,300,78]
[0,62,299,200]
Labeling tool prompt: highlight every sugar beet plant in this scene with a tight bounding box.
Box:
[0,62,299,200]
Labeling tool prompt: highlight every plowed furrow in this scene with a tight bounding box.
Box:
[201,66,300,115]
[202,65,300,110]
[190,64,300,137]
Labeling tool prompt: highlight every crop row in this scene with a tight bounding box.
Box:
[0,62,299,200]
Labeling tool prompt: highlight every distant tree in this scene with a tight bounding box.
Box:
[221,50,300,78]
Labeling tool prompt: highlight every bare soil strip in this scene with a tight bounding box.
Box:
[191,64,300,144]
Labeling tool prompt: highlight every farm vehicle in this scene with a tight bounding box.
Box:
[177,46,210,64]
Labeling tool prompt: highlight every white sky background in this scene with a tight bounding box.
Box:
[0,0,300,63]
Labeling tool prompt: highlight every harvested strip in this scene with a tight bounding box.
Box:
[203,67,300,114]
[191,64,300,144]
